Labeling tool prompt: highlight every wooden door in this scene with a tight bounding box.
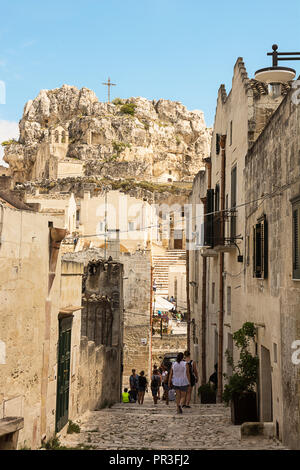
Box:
[56,316,72,432]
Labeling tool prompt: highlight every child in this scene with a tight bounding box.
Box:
[122,388,130,403]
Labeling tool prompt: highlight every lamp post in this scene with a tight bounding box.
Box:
[255,44,300,98]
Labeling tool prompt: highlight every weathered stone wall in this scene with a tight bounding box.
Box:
[0,204,64,449]
[189,57,295,444]
[77,338,121,413]
[244,88,300,449]
[121,251,151,386]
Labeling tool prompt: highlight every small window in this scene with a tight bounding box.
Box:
[253,215,268,278]
[212,282,215,305]
[216,133,220,155]
[229,120,233,146]
[292,201,300,279]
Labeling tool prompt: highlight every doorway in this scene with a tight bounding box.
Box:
[260,345,273,422]
[55,316,73,433]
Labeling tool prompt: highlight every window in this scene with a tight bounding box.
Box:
[227,286,231,315]
[253,215,268,278]
[215,184,220,213]
[212,282,215,305]
[216,133,220,155]
[229,120,233,146]
[230,165,237,240]
[204,188,214,246]
[292,201,300,279]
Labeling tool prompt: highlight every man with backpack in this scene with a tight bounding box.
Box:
[182,350,198,408]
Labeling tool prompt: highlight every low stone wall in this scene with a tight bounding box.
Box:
[76,337,121,414]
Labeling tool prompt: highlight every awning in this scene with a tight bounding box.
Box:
[152,295,175,312]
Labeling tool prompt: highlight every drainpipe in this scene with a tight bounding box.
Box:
[217,135,226,403]
[150,265,153,376]
[200,158,211,385]
[186,247,191,351]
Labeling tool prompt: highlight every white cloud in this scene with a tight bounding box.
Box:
[0,120,19,166]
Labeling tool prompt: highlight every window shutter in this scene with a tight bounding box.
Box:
[293,207,300,279]
[262,218,268,279]
[255,223,262,278]
[253,215,268,278]
[253,226,256,277]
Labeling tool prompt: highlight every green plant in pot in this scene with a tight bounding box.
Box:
[223,322,259,425]
[198,383,216,404]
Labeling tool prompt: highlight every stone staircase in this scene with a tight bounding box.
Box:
[152,249,186,296]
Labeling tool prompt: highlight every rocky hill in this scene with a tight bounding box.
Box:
[3,85,211,183]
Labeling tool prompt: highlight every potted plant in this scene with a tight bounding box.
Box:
[223,322,259,425]
[198,383,216,404]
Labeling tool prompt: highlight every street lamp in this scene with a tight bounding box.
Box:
[255,44,300,98]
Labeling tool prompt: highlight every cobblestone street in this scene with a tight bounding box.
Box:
[60,395,287,450]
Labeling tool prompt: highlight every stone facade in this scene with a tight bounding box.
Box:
[0,201,83,449]
[121,251,151,384]
[244,86,300,449]
[188,57,299,448]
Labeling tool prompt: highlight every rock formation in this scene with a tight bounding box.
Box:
[3,85,211,183]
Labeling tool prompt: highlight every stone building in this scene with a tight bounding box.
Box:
[188,57,300,448]
[0,188,125,448]
[0,196,83,449]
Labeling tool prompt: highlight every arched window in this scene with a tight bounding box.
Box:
[215,184,220,213]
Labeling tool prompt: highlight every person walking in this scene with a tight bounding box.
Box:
[162,363,171,405]
[137,371,148,405]
[168,352,190,414]
[153,364,162,399]
[182,350,198,408]
[129,369,139,403]
[151,368,161,405]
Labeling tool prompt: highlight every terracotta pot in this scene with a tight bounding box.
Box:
[231,391,258,425]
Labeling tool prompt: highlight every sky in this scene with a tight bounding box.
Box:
[0,0,299,162]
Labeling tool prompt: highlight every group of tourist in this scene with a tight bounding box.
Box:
[122,350,198,414]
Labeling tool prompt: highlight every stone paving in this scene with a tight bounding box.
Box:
[60,394,287,450]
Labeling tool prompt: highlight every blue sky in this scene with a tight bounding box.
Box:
[0,0,299,158]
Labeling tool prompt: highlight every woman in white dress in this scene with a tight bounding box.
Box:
[168,352,190,413]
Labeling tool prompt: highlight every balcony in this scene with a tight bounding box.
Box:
[204,209,237,252]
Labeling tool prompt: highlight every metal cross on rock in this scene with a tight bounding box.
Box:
[102,77,116,103]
